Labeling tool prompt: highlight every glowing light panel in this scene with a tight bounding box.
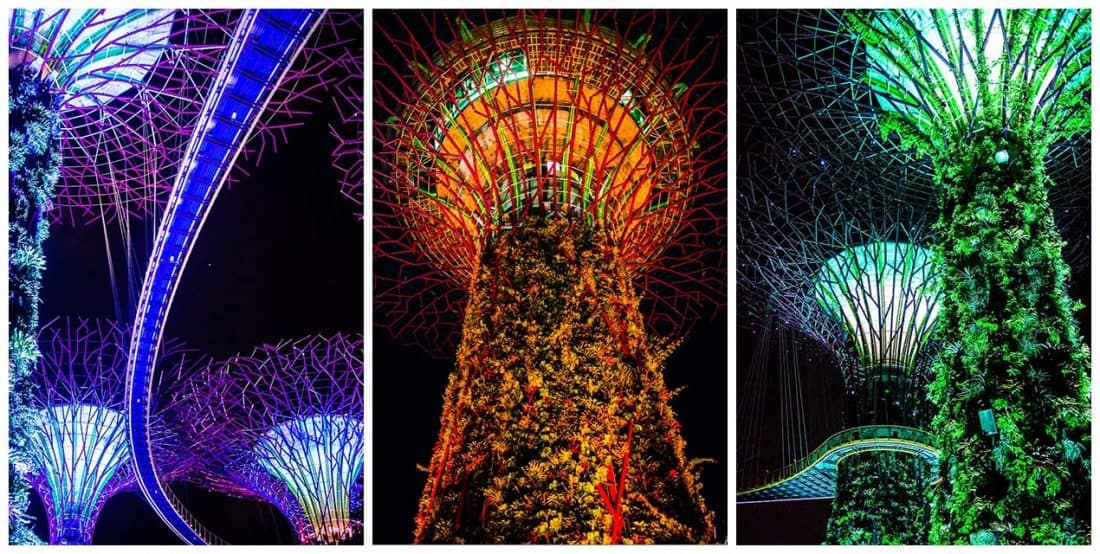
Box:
[27,404,128,544]
[254,415,364,544]
[813,241,942,370]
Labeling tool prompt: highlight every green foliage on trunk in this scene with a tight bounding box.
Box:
[926,117,1090,544]
[9,65,61,545]
[825,451,932,544]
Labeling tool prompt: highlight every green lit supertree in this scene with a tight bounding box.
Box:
[737,9,1090,544]
[847,10,1091,544]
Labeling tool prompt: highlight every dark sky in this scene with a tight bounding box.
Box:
[371,9,729,544]
[35,14,364,545]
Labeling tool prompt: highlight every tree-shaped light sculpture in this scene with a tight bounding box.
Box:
[375,10,726,543]
[25,318,201,544]
[814,242,941,383]
[847,9,1091,544]
[180,334,364,544]
[735,139,945,542]
[7,11,233,542]
[813,241,942,544]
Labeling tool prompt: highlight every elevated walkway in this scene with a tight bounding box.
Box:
[737,425,938,503]
[125,9,324,544]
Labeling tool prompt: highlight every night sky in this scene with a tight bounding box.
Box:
[33,14,364,544]
[735,9,1091,545]
[372,9,729,544]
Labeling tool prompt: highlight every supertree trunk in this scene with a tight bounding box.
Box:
[826,451,932,544]
[415,216,714,544]
[925,119,1091,544]
[825,364,934,544]
[8,65,62,545]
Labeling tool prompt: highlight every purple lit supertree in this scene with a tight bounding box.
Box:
[178,334,364,545]
[233,10,364,215]
[24,318,204,544]
[8,12,234,541]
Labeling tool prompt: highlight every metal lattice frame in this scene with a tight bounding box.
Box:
[178,334,364,545]
[232,10,364,214]
[25,318,203,544]
[9,9,237,227]
[813,241,942,372]
[375,9,726,356]
[736,9,1090,272]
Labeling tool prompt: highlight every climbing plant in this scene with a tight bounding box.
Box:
[9,65,62,545]
[414,215,714,544]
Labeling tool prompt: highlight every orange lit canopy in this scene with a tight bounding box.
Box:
[396,16,693,284]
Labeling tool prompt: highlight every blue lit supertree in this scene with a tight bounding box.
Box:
[179,334,364,544]
[8,11,233,542]
[24,318,202,544]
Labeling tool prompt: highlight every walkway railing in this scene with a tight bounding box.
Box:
[125,9,324,544]
[737,425,939,503]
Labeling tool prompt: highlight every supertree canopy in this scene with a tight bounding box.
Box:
[854,10,1089,157]
[178,334,364,545]
[8,11,234,543]
[375,9,725,543]
[24,318,202,544]
[736,152,941,542]
[737,9,1090,545]
[813,241,941,375]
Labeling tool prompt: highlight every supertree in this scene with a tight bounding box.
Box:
[849,11,1091,544]
[23,318,204,544]
[7,10,235,543]
[736,151,942,543]
[375,10,726,543]
[176,334,364,545]
[737,9,1091,544]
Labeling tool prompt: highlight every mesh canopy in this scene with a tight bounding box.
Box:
[813,241,941,371]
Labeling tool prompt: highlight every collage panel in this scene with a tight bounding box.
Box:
[372,8,728,545]
[736,9,1090,545]
[8,9,364,544]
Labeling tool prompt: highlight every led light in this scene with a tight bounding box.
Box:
[994,149,1009,164]
[813,241,942,370]
[254,414,364,544]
